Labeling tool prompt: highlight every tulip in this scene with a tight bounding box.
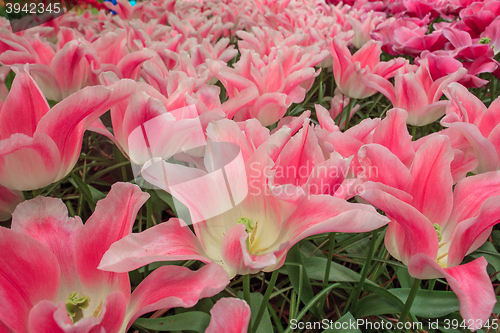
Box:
[98,118,389,278]
[363,59,466,125]
[0,66,135,191]
[358,135,500,325]
[440,82,500,173]
[329,37,407,99]
[0,183,230,333]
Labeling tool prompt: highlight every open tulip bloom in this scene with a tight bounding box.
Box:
[0,66,136,191]
[358,135,500,325]
[98,118,390,278]
[0,183,231,333]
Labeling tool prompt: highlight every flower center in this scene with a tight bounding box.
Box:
[237,217,268,255]
[65,292,102,323]
[434,223,448,268]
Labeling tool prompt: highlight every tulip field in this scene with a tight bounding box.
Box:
[2,0,500,331]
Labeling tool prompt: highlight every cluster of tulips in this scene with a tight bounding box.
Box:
[1,0,500,331]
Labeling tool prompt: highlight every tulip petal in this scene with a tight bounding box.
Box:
[125,263,230,328]
[0,228,60,333]
[409,255,495,326]
[0,66,49,140]
[99,218,211,273]
[74,183,149,297]
[359,188,438,265]
[0,133,61,191]
[407,135,454,226]
[206,298,251,333]
[11,197,83,298]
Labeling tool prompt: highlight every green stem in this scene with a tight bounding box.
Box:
[427,279,436,290]
[323,233,337,283]
[252,271,279,333]
[393,278,421,333]
[284,284,341,333]
[344,98,357,130]
[243,274,252,333]
[344,229,379,314]
[411,126,417,140]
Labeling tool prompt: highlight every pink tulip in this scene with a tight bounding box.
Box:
[0,184,23,222]
[359,135,500,325]
[0,66,135,191]
[206,298,251,333]
[207,47,323,126]
[439,82,500,173]
[0,182,230,333]
[363,59,466,125]
[371,16,430,55]
[98,118,389,277]
[329,37,407,99]
[89,72,211,168]
[346,10,385,49]
[0,28,99,101]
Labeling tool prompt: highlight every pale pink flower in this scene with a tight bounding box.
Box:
[0,183,230,333]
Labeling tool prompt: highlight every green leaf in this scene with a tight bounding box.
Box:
[393,265,414,289]
[352,284,404,318]
[322,312,362,333]
[133,312,211,332]
[355,287,500,318]
[236,291,273,333]
[69,174,96,211]
[285,244,320,317]
[469,241,500,281]
[155,189,178,216]
[4,69,15,91]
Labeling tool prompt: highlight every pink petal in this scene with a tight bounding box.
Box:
[0,133,62,191]
[221,224,278,276]
[362,73,396,104]
[11,196,83,297]
[0,66,50,140]
[250,93,288,126]
[125,263,230,328]
[117,49,156,80]
[74,183,149,297]
[442,121,499,174]
[282,195,390,246]
[0,228,60,333]
[407,135,454,226]
[478,97,500,137]
[36,79,136,179]
[99,218,211,273]
[357,144,412,190]
[409,255,495,326]
[273,120,324,187]
[359,189,438,265]
[447,190,500,266]
[372,108,415,167]
[206,298,251,333]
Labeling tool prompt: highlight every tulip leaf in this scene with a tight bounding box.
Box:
[4,69,14,91]
[322,312,362,333]
[69,174,96,211]
[285,243,321,317]
[469,241,500,281]
[132,311,211,332]
[354,288,500,318]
